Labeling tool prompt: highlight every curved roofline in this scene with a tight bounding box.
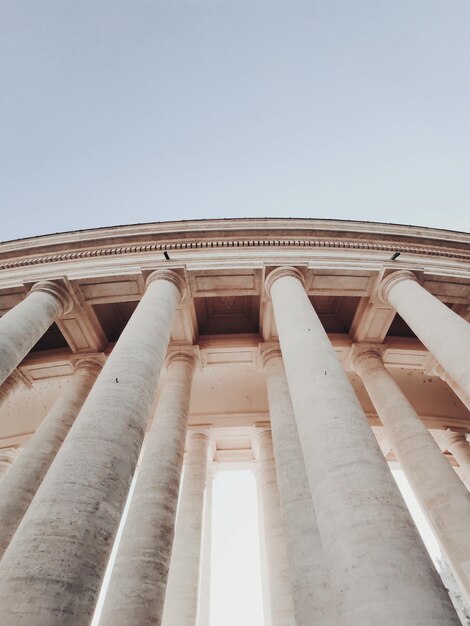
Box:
[1,216,469,247]
[0,217,469,270]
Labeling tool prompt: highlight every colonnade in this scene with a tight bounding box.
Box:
[0,267,469,624]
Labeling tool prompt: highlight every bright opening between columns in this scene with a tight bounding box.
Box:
[92,469,265,626]
[210,470,265,626]
[92,466,464,626]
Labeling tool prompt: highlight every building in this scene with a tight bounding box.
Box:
[0,217,469,626]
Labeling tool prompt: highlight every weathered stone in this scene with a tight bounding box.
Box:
[353,345,470,606]
[266,266,460,626]
[379,270,470,400]
[101,349,197,626]
[0,358,101,558]
[0,270,184,626]
[261,345,335,626]
[0,281,72,386]
[162,430,209,626]
[257,427,296,626]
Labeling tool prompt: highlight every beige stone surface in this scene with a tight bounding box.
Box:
[162,430,209,626]
[197,469,213,626]
[0,270,184,626]
[257,427,296,626]
[353,346,470,605]
[266,266,460,626]
[100,349,197,626]
[0,358,101,558]
[0,219,469,624]
[0,281,72,386]
[262,346,335,626]
[430,359,470,410]
[379,270,470,400]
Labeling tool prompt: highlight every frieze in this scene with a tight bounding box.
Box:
[1,236,470,270]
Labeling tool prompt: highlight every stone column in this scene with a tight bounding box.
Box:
[0,358,102,558]
[261,345,335,626]
[162,430,210,626]
[0,448,20,480]
[353,345,470,604]
[100,348,197,626]
[0,370,28,410]
[0,281,73,386]
[266,266,459,626]
[256,466,272,626]
[0,269,185,626]
[378,270,470,399]
[442,430,470,485]
[197,467,214,626]
[257,428,296,626]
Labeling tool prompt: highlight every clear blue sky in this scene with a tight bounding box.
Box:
[1,0,469,241]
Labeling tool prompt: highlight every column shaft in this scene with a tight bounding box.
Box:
[0,282,71,386]
[267,267,459,626]
[380,271,470,398]
[258,428,296,626]
[197,470,213,626]
[263,347,335,626]
[256,468,272,626]
[162,431,209,626]
[100,350,197,626]
[0,359,101,557]
[0,269,184,626]
[354,347,470,604]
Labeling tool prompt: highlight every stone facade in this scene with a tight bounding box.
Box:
[0,218,469,625]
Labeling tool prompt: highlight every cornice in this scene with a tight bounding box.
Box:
[1,234,470,271]
[3,218,470,247]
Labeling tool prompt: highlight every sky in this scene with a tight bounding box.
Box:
[1,0,470,242]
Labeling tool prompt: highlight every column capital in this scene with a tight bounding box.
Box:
[165,346,199,369]
[265,266,305,299]
[256,425,273,445]
[376,270,420,305]
[442,429,468,450]
[187,430,210,444]
[0,370,28,400]
[0,447,20,465]
[146,269,186,301]
[350,344,387,374]
[73,358,103,378]
[29,280,74,316]
[259,342,282,370]
[189,427,215,463]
